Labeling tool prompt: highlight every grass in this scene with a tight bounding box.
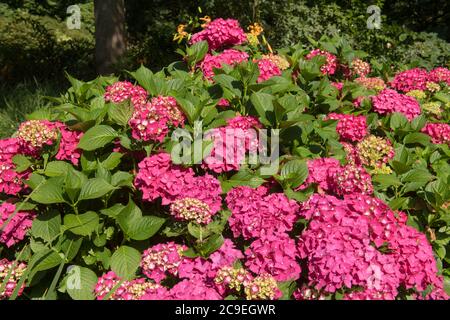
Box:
[0,80,66,138]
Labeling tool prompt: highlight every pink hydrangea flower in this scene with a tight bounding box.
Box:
[295,157,340,192]
[203,116,262,173]
[326,113,368,142]
[331,82,344,91]
[371,89,421,120]
[134,152,196,205]
[245,233,301,282]
[298,194,446,299]
[0,259,27,299]
[350,59,371,77]
[200,49,249,80]
[129,96,184,142]
[428,67,450,85]
[255,58,282,82]
[244,273,282,300]
[94,271,166,300]
[355,77,386,91]
[306,49,338,75]
[166,278,223,300]
[55,124,83,165]
[0,138,29,196]
[190,18,247,51]
[170,198,213,224]
[181,174,223,215]
[104,81,148,109]
[0,202,35,247]
[141,242,187,283]
[332,163,373,196]
[178,238,244,281]
[226,186,299,239]
[16,120,58,156]
[421,123,450,145]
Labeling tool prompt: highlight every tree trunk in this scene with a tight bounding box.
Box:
[94,0,126,75]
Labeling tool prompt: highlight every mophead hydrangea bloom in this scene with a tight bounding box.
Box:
[178,238,244,281]
[134,152,196,205]
[140,242,187,283]
[390,68,429,92]
[55,124,83,165]
[214,266,253,293]
[421,123,450,145]
[170,197,213,224]
[94,271,166,300]
[355,77,386,91]
[350,58,371,77]
[296,158,340,192]
[0,202,35,247]
[428,67,450,85]
[244,274,282,300]
[16,120,58,155]
[371,88,421,120]
[200,49,249,80]
[190,18,247,51]
[245,233,301,282]
[0,259,27,299]
[0,138,28,195]
[306,49,338,75]
[167,278,223,300]
[298,194,447,299]
[129,96,184,142]
[326,113,368,142]
[226,186,299,239]
[181,174,223,215]
[255,58,282,83]
[104,81,148,109]
[331,82,344,91]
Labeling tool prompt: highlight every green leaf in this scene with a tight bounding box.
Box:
[401,168,434,185]
[44,161,72,177]
[31,210,61,243]
[117,199,165,241]
[129,65,166,96]
[110,246,140,279]
[77,125,118,151]
[372,174,402,188]
[31,178,66,204]
[280,159,309,188]
[100,204,125,218]
[250,92,274,126]
[28,249,64,282]
[65,266,98,300]
[64,211,100,236]
[107,102,133,127]
[390,112,409,130]
[220,170,266,193]
[111,171,134,188]
[197,234,224,257]
[78,178,116,201]
[186,40,208,65]
[403,132,430,146]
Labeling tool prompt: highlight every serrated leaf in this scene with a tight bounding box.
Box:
[65,266,98,300]
[31,178,66,204]
[101,152,124,170]
[78,178,116,201]
[31,210,61,243]
[77,125,118,151]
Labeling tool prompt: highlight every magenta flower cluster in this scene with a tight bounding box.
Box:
[0,258,27,299]
[104,80,148,109]
[190,18,247,51]
[306,49,338,75]
[298,194,447,299]
[371,88,421,120]
[255,58,282,82]
[226,186,300,239]
[421,123,450,145]
[201,49,249,80]
[129,96,185,142]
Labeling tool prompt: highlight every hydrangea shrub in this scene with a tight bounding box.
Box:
[0,17,449,301]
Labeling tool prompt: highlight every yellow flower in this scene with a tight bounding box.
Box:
[247,22,263,36]
[173,24,188,42]
[200,15,211,28]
